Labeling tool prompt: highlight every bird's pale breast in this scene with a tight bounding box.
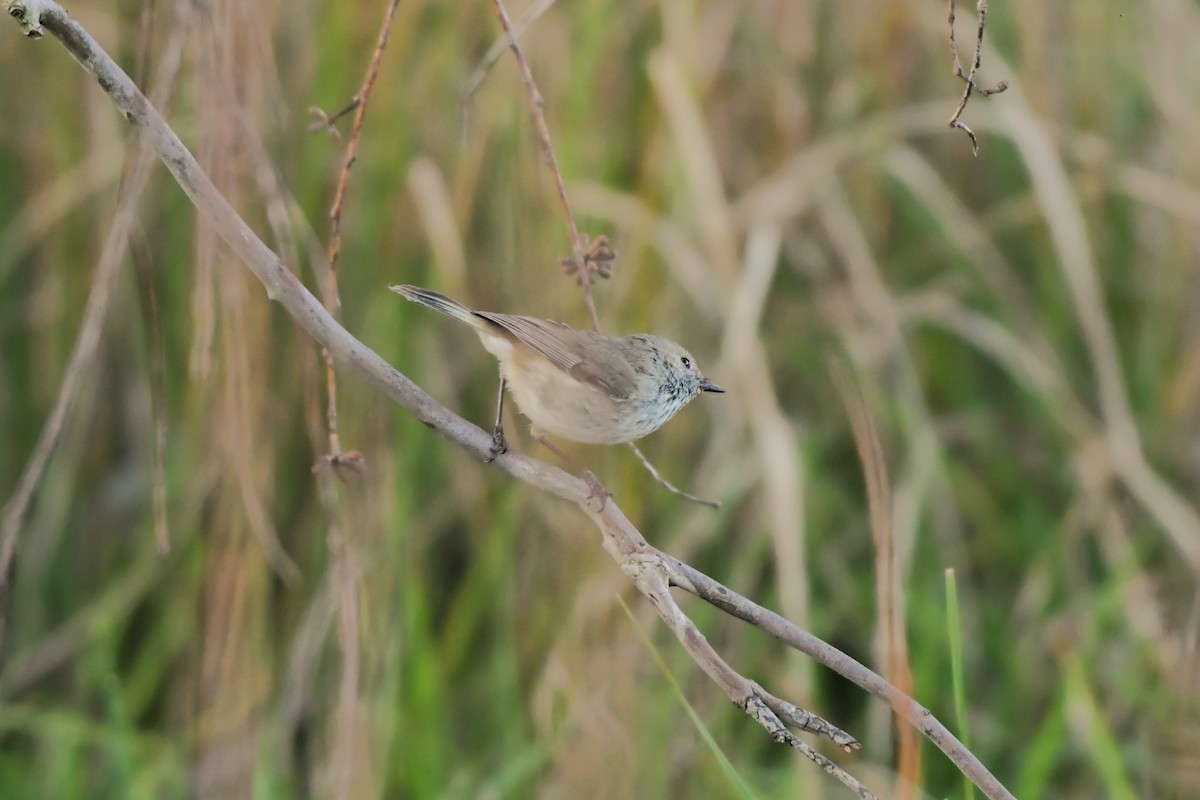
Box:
[498,347,635,444]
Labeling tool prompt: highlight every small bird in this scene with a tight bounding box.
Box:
[390,285,723,459]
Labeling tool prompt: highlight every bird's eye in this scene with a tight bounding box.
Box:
[680,356,692,368]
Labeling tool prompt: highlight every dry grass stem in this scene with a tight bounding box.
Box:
[990,94,1200,577]
[831,362,920,797]
[0,144,122,284]
[0,188,136,598]
[722,224,810,678]
[130,231,172,554]
[0,0,194,597]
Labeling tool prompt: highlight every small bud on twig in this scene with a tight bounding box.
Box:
[560,233,616,286]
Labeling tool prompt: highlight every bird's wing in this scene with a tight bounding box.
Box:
[475,313,638,399]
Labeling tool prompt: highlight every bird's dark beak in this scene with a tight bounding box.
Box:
[699,378,725,394]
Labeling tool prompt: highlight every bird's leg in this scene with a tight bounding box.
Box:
[535,435,611,509]
[486,377,508,462]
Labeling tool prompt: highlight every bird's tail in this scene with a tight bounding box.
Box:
[389,285,481,328]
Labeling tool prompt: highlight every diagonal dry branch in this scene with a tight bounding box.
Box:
[1,3,1015,798]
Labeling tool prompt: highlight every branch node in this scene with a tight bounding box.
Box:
[950,119,980,156]
[6,0,44,37]
[308,99,363,136]
[582,470,611,512]
[742,694,798,745]
[313,451,368,480]
[757,687,863,751]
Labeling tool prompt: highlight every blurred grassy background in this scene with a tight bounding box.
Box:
[2,0,1199,797]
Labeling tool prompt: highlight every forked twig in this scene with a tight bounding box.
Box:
[947,0,1008,155]
[461,0,559,132]
[322,0,401,282]
[309,97,359,136]
[623,584,874,798]
[2,4,1016,798]
[662,551,1011,799]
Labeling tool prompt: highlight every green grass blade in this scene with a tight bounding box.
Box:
[945,568,974,800]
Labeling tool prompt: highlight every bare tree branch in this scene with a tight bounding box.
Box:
[1,4,1017,798]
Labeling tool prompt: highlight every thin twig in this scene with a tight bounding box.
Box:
[315,0,400,466]
[460,0,559,135]
[309,97,360,135]
[947,0,1008,155]
[489,0,603,329]
[324,0,400,287]
[3,6,1017,798]
[627,443,720,510]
